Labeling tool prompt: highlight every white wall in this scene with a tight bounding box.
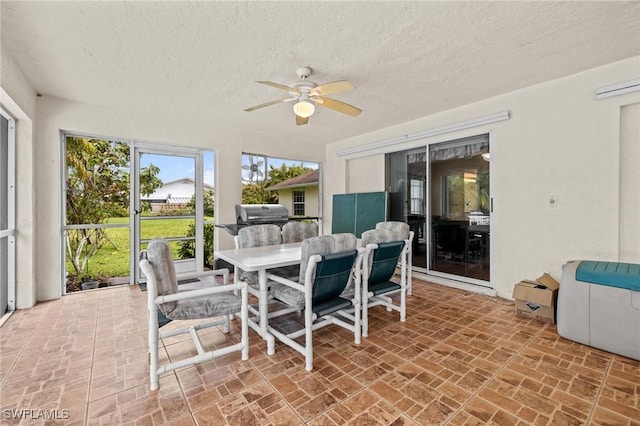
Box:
[619,102,640,262]
[1,42,38,309]
[346,155,385,193]
[325,57,640,299]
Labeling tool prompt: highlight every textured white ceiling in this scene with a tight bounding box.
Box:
[2,1,639,146]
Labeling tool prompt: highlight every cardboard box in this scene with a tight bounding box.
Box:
[513,273,560,323]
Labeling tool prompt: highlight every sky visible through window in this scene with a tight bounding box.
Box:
[140,152,215,186]
[140,152,317,187]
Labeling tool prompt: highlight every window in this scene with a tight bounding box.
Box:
[442,169,485,215]
[409,179,424,214]
[293,190,305,216]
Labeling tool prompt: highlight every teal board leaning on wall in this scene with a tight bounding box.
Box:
[332,192,387,237]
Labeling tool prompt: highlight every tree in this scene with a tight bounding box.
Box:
[186,188,215,216]
[139,163,162,213]
[267,163,312,185]
[65,137,162,279]
[241,163,312,204]
[242,182,277,204]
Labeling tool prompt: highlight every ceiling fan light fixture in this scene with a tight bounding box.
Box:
[245,67,361,125]
[293,100,315,118]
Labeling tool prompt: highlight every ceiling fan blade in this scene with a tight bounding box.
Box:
[244,98,290,112]
[256,81,300,94]
[314,96,362,117]
[296,115,309,126]
[310,80,354,96]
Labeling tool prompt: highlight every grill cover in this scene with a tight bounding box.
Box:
[235,204,289,226]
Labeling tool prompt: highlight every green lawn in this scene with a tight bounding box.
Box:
[66,216,212,279]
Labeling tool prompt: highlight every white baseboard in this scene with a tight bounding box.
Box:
[0,310,15,328]
[412,271,497,297]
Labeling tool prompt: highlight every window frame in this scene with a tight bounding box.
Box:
[292,189,305,216]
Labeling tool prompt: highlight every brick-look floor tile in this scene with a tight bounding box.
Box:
[1,279,639,425]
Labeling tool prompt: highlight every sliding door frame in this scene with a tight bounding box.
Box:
[386,132,493,288]
[131,143,207,284]
[0,107,16,313]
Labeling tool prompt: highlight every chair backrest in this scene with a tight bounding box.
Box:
[142,238,179,312]
[361,228,406,284]
[235,224,283,284]
[362,228,405,246]
[282,221,318,244]
[236,224,282,248]
[367,241,405,285]
[310,250,359,305]
[299,233,358,283]
[375,221,410,240]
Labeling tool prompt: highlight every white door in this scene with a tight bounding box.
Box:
[132,146,213,283]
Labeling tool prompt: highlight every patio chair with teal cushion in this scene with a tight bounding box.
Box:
[360,228,409,337]
[267,233,364,371]
[139,238,249,390]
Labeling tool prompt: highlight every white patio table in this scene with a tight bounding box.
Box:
[214,242,302,355]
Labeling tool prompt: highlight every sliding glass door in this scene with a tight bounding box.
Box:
[386,134,490,285]
[429,135,490,283]
[386,148,428,268]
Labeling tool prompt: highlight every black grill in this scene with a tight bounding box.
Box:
[216,204,289,236]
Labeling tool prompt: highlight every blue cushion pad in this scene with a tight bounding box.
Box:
[313,297,352,317]
[370,281,401,296]
[576,261,640,291]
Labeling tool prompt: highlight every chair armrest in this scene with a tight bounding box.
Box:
[265,273,305,293]
[156,281,246,304]
[175,268,230,283]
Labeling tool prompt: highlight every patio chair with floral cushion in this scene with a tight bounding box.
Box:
[282,221,318,244]
[139,238,249,390]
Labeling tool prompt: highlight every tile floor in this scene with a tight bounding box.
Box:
[1,279,638,425]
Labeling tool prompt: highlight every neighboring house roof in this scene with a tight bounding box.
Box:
[142,177,214,201]
[144,197,192,204]
[165,197,192,204]
[161,177,214,190]
[269,169,319,190]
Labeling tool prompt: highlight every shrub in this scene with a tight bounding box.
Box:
[178,223,214,268]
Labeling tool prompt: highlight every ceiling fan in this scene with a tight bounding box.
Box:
[244,67,362,126]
